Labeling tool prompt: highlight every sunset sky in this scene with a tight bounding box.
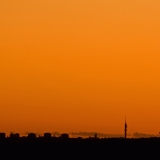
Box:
[0,0,160,135]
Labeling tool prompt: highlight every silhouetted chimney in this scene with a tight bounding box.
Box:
[94,133,98,139]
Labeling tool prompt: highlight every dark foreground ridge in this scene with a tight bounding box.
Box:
[0,133,160,159]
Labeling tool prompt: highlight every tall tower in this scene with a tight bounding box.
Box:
[124,117,127,139]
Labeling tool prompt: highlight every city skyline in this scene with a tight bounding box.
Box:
[1,118,160,138]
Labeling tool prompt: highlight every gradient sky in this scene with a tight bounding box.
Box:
[0,0,160,135]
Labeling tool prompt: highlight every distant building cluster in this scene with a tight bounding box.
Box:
[0,132,100,140]
[0,118,128,139]
[0,132,71,139]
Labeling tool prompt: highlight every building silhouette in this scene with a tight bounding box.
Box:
[44,133,52,138]
[61,133,69,139]
[124,117,127,139]
[27,133,36,139]
[10,133,20,138]
[0,133,5,139]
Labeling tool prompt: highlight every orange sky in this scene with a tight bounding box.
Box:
[0,0,160,135]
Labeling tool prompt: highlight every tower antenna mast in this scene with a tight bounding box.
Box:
[124,117,127,139]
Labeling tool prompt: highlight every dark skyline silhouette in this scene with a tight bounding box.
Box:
[1,119,160,139]
[0,119,160,159]
[0,133,160,159]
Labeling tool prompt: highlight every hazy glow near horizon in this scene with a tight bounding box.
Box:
[0,0,160,134]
